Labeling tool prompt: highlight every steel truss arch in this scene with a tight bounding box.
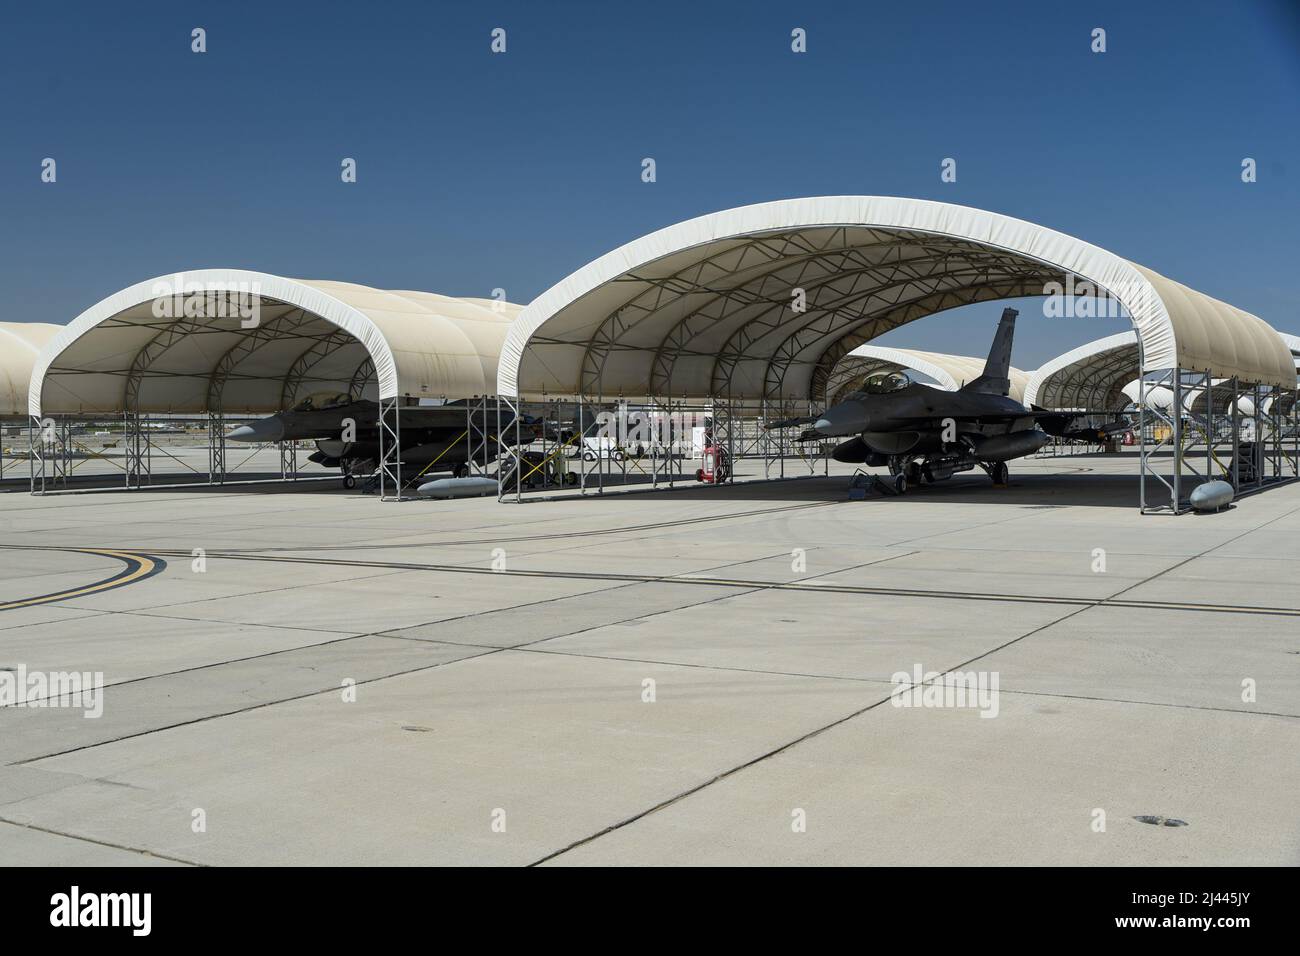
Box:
[500,197,1297,405]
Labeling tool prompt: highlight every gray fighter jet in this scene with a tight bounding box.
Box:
[771,308,1128,493]
[228,393,537,489]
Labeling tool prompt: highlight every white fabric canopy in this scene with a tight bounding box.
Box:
[499,197,1297,401]
[1280,332,1300,366]
[30,271,520,415]
[0,323,62,416]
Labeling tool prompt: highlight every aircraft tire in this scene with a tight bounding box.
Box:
[343,474,357,489]
[991,461,1008,485]
[894,474,907,495]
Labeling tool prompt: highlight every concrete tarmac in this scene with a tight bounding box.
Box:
[0,452,1296,865]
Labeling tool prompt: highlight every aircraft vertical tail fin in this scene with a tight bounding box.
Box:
[960,307,1018,396]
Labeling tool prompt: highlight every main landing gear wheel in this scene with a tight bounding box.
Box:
[991,461,1009,485]
[342,474,357,489]
[894,474,908,495]
[453,462,470,479]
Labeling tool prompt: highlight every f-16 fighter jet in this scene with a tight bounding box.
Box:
[228,393,537,489]
[769,308,1129,493]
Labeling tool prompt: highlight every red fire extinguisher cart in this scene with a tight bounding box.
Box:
[695,442,730,483]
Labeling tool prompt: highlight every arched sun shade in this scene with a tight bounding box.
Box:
[499,197,1297,403]
[1280,332,1300,368]
[824,346,1030,406]
[1122,379,1176,412]
[29,270,521,416]
[1181,380,1257,418]
[1024,332,1139,411]
[0,323,62,415]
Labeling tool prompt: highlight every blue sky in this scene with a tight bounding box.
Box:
[1,0,1296,367]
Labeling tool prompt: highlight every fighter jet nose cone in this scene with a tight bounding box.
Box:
[812,400,866,436]
[227,419,284,442]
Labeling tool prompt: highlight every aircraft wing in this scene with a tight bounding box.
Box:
[887,410,1122,425]
[390,406,474,428]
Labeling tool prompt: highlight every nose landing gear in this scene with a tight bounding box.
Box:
[982,461,1009,486]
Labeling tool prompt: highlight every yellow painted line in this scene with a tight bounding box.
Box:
[0,547,165,612]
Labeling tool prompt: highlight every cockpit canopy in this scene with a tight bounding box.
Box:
[857,371,910,395]
[292,392,353,412]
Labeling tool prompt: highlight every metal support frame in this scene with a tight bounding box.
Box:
[1230,376,1241,491]
[495,394,523,502]
[28,414,68,494]
[377,396,404,500]
[465,396,495,478]
[1140,366,1299,513]
[487,389,836,502]
[279,440,298,480]
[207,411,226,484]
[35,416,73,490]
[123,410,151,489]
[28,416,40,493]
[1139,368,1181,514]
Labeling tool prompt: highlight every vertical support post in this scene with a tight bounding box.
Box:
[208,410,226,485]
[1230,376,1240,490]
[494,395,504,500]
[493,394,523,502]
[378,397,404,500]
[465,399,474,476]
[577,392,587,495]
[649,396,658,490]
[1205,372,1213,480]
[780,399,787,479]
[1255,382,1266,486]
[482,395,491,476]
[30,415,44,495]
[668,393,676,491]
[1138,374,1148,511]
[1293,385,1299,479]
[48,416,69,489]
[1171,368,1182,512]
[123,409,150,490]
